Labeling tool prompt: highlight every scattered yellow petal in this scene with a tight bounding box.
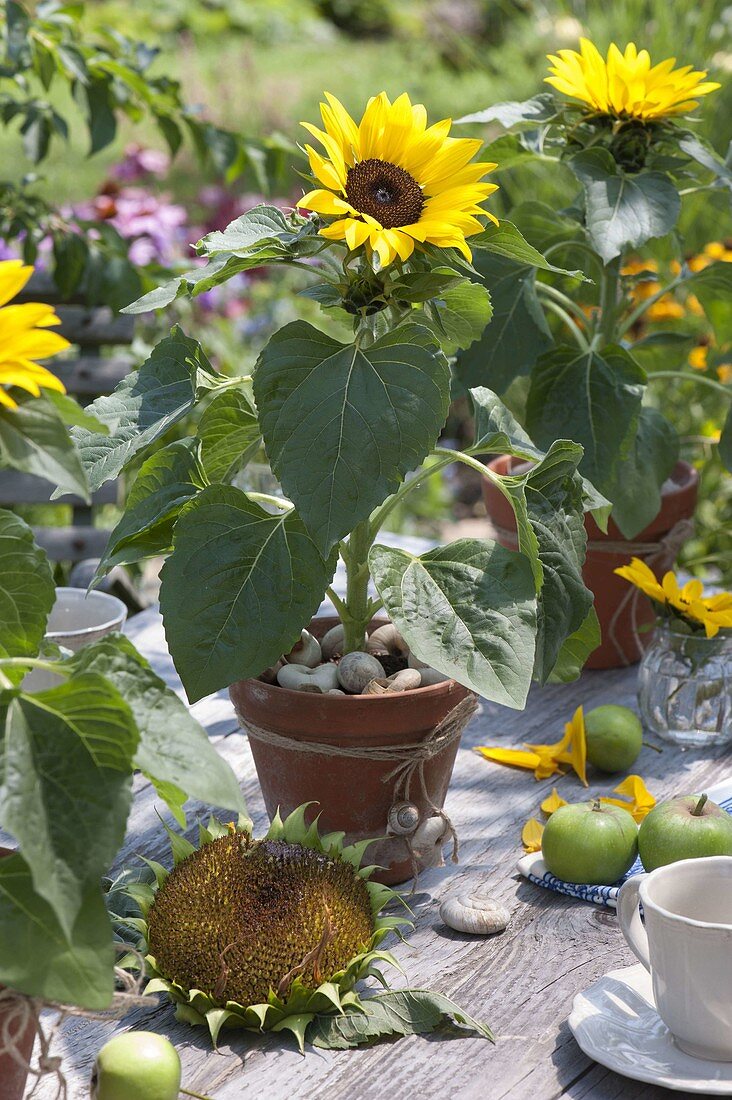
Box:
[475,746,543,771]
[601,774,656,823]
[541,787,568,815]
[522,817,544,853]
[554,705,588,787]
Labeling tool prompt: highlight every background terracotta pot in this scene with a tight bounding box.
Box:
[482,457,699,669]
[0,848,36,1100]
[229,618,470,885]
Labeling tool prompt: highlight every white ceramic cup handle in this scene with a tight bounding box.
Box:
[617,875,651,971]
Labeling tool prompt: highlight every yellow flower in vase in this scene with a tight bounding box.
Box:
[546,39,720,121]
[300,91,499,268]
[0,260,69,409]
[615,558,732,637]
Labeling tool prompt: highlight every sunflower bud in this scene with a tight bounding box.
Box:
[609,122,652,173]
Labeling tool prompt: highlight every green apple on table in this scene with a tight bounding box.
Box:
[584,705,643,773]
[541,800,638,885]
[90,1032,182,1100]
[638,793,732,871]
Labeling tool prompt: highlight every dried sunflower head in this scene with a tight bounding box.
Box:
[125,805,409,1048]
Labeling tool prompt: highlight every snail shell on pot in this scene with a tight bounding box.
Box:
[366,623,409,657]
[439,888,511,936]
[387,801,420,835]
[337,651,386,694]
[411,815,450,868]
[363,668,423,695]
[283,629,322,668]
[259,659,283,684]
[277,663,339,692]
[407,652,450,686]
[363,678,390,696]
[321,624,346,660]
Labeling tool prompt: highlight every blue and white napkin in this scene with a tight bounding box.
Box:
[516,778,732,909]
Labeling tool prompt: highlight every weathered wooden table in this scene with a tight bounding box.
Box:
[34,602,732,1100]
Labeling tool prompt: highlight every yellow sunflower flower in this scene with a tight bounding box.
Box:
[546,39,720,121]
[299,91,498,268]
[689,345,708,370]
[0,260,69,409]
[616,558,732,637]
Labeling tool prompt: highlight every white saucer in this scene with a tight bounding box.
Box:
[569,963,732,1094]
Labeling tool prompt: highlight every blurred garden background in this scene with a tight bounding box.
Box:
[3,0,731,588]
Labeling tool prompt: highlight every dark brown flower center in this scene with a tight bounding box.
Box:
[345,158,424,229]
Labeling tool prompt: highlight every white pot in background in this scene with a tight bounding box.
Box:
[23,587,127,692]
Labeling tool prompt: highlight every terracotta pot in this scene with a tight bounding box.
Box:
[482,457,699,669]
[229,618,470,885]
[0,848,36,1100]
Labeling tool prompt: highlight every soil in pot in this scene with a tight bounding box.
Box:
[230,618,472,885]
[482,457,699,669]
[0,848,37,1100]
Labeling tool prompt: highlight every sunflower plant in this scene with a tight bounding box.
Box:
[458,39,731,538]
[65,90,610,707]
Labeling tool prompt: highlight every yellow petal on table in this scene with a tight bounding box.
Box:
[554,704,588,787]
[475,746,543,771]
[541,787,568,816]
[521,817,544,853]
[601,774,656,822]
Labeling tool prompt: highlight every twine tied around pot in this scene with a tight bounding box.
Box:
[0,944,149,1100]
[242,693,479,888]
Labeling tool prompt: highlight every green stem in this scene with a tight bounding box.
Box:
[0,657,69,676]
[326,585,348,621]
[369,457,454,537]
[341,520,375,653]
[535,281,590,325]
[0,669,13,690]
[598,255,621,345]
[539,295,589,350]
[649,370,732,399]
[246,492,293,510]
[692,793,708,816]
[617,273,685,337]
[180,1089,216,1100]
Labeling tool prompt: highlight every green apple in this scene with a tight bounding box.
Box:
[541,799,638,885]
[585,705,643,773]
[638,793,732,871]
[90,1032,182,1100]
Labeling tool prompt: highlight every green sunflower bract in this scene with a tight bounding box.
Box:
[126,806,409,1049]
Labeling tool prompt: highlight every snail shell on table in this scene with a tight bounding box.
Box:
[387,801,420,835]
[439,886,511,936]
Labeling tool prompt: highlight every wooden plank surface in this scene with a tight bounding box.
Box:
[31,603,732,1100]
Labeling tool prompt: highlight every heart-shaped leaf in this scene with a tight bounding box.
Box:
[62,635,247,824]
[0,509,54,680]
[1,674,138,937]
[0,851,114,1008]
[570,148,680,263]
[95,439,208,577]
[548,607,601,683]
[471,220,587,279]
[369,538,537,707]
[198,388,260,483]
[160,485,337,702]
[254,321,449,555]
[602,406,679,538]
[0,391,89,499]
[70,328,221,492]
[526,343,645,501]
[453,255,553,395]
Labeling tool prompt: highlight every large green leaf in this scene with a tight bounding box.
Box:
[685,262,732,345]
[198,389,260,483]
[1,674,138,937]
[61,635,247,825]
[457,93,557,128]
[0,510,54,680]
[0,851,114,1008]
[510,200,584,255]
[254,321,449,555]
[453,255,553,395]
[570,149,680,263]
[95,439,208,576]
[70,328,221,492]
[471,220,586,279]
[0,391,89,498]
[603,406,679,538]
[423,279,492,355]
[521,443,593,682]
[369,539,537,707]
[310,988,494,1049]
[159,485,337,702]
[123,208,325,314]
[548,607,601,683]
[526,343,645,500]
[678,132,732,193]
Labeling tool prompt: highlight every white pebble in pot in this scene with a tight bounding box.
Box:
[337,651,386,693]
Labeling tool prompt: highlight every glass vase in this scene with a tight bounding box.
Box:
[638,624,732,747]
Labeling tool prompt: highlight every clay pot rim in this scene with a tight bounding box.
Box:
[247,674,462,703]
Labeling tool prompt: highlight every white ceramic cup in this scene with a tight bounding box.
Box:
[22,587,127,692]
[618,856,732,1061]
